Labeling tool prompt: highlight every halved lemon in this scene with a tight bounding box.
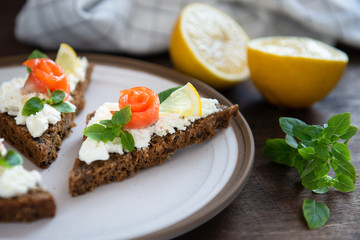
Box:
[160,82,202,116]
[55,43,79,75]
[247,36,348,108]
[170,3,250,89]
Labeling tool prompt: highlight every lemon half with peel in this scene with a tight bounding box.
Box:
[55,43,79,75]
[160,82,202,116]
[170,3,250,89]
[247,36,348,108]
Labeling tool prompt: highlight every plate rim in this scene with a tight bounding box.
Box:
[0,53,254,240]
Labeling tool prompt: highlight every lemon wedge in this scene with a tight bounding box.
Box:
[170,3,250,89]
[247,36,348,108]
[55,43,80,75]
[160,82,202,116]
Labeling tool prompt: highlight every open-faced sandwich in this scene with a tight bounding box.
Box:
[69,83,239,196]
[0,44,93,168]
[0,138,56,222]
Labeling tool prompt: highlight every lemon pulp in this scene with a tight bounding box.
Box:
[170,3,250,89]
[55,43,80,75]
[160,82,202,116]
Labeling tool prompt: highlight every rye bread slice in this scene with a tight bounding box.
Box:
[0,64,94,168]
[69,104,239,196]
[0,188,56,222]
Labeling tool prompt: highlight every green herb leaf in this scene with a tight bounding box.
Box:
[158,86,181,103]
[83,124,106,141]
[327,112,350,135]
[279,117,307,136]
[263,139,296,165]
[112,105,132,126]
[27,50,48,73]
[0,158,9,168]
[339,126,357,140]
[330,158,357,181]
[52,101,75,113]
[302,199,330,230]
[331,174,356,192]
[121,131,135,152]
[298,147,315,160]
[22,97,44,116]
[102,127,118,142]
[100,120,113,126]
[331,143,350,161]
[51,90,66,104]
[285,134,298,148]
[5,150,23,167]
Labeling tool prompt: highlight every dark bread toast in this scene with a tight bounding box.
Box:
[0,188,56,222]
[69,104,239,196]
[0,64,94,168]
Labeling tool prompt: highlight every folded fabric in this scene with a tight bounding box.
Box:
[15,0,360,55]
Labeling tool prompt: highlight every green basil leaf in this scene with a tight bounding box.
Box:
[28,49,48,60]
[294,155,309,175]
[331,143,350,161]
[298,147,315,160]
[312,186,330,194]
[52,102,75,113]
[279,117,307,136]
[285,134,298,148]
[339,125,358,140]
[302,172,321,190]
[300,160,319,178]
[51,90,66,104]
[99,120,113,126]
[293,125,312,140]
[315,143,329,160]
[302,199,330,230]
[331,174,356,192]
[327,112,350,135]
[5,150,23,167]
[102,127,118,142]
[112,105,132,126]
[263,139,296,165]
[158,86,181,103]
[121,131,135,152]
[0,158,9,168]
[22,97,44,116]
[331,158,356,181]
[304,125,323,139]
[27,50,48,73]
[83,124,106,141]
[314,161,330,178]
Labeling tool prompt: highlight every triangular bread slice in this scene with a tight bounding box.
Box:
[0,64,94,168]
[69,104,239,196]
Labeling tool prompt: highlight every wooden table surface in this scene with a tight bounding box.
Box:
[1,1,360,239]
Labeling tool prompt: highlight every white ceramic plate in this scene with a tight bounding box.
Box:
[0,54,254,240]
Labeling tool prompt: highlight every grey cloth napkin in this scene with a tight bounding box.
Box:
[15,0,360,55]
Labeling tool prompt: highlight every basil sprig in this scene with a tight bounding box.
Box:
[264,112,357,193]
[83,105,135,152]
[0,150,23,168]
[302,199,330,230]
[22,88,75,116]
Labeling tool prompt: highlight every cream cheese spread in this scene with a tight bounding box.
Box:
[0,139,42,198]
[0,57,87,138]
[79,98,220,164]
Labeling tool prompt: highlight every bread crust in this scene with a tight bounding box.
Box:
[69,104,239,196]
[0,188,56,222]
[0,64,93,168]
